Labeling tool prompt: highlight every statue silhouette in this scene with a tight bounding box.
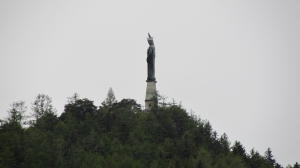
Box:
[147,33,156,82]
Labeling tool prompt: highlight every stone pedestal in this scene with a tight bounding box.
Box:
[145,81,157,110]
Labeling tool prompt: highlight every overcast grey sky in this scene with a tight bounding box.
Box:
[1,1,299,166]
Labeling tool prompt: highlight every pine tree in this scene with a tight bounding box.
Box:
[219,133,230,153]
[294,162,300,168]
[0,101,26,167]
[264,147,276,166]
[248,148,262,168]
[6,101,27,124]
[103,87,117,106]
[232,141,246,157]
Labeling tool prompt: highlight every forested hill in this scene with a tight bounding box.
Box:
[0,92,299,168]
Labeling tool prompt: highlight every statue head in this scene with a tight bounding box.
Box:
[148,39,154,45]
[147,33,154,45]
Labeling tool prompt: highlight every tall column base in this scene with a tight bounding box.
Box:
[145,81,157,110]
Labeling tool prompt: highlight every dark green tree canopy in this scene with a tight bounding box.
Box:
[232,141,246,156]
[0,93,297,168]
[294,162,300,168]
[264,147,276,166]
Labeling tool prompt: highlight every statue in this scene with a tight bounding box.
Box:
[147,33,156,82]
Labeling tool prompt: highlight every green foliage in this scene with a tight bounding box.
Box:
[275,163,284,168]
[30,94,56,127]
[264,147,276,167]
[232,141,246,157]
[219,133,230,153]
[103,87,117,107]
[294,162,300,168]
[6,101,27,125]
[67,93,80,104]
[0,93,296,167]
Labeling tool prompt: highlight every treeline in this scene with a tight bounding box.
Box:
[0,89,299,168]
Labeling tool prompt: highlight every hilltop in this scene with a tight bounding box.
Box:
[0,92,298,168]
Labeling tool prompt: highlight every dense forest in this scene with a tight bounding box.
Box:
[0,89,299,168]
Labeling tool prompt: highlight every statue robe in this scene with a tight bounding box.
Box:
[147,45,156,81]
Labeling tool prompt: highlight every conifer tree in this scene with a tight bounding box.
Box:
[232,141,246,157]
[219,133,230,153]
[249,148,262,168]
[264,147,276,166]
[294,162,300,168]
[6,101,27,124]
[103,87,117,106]
[0,101,26,167]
